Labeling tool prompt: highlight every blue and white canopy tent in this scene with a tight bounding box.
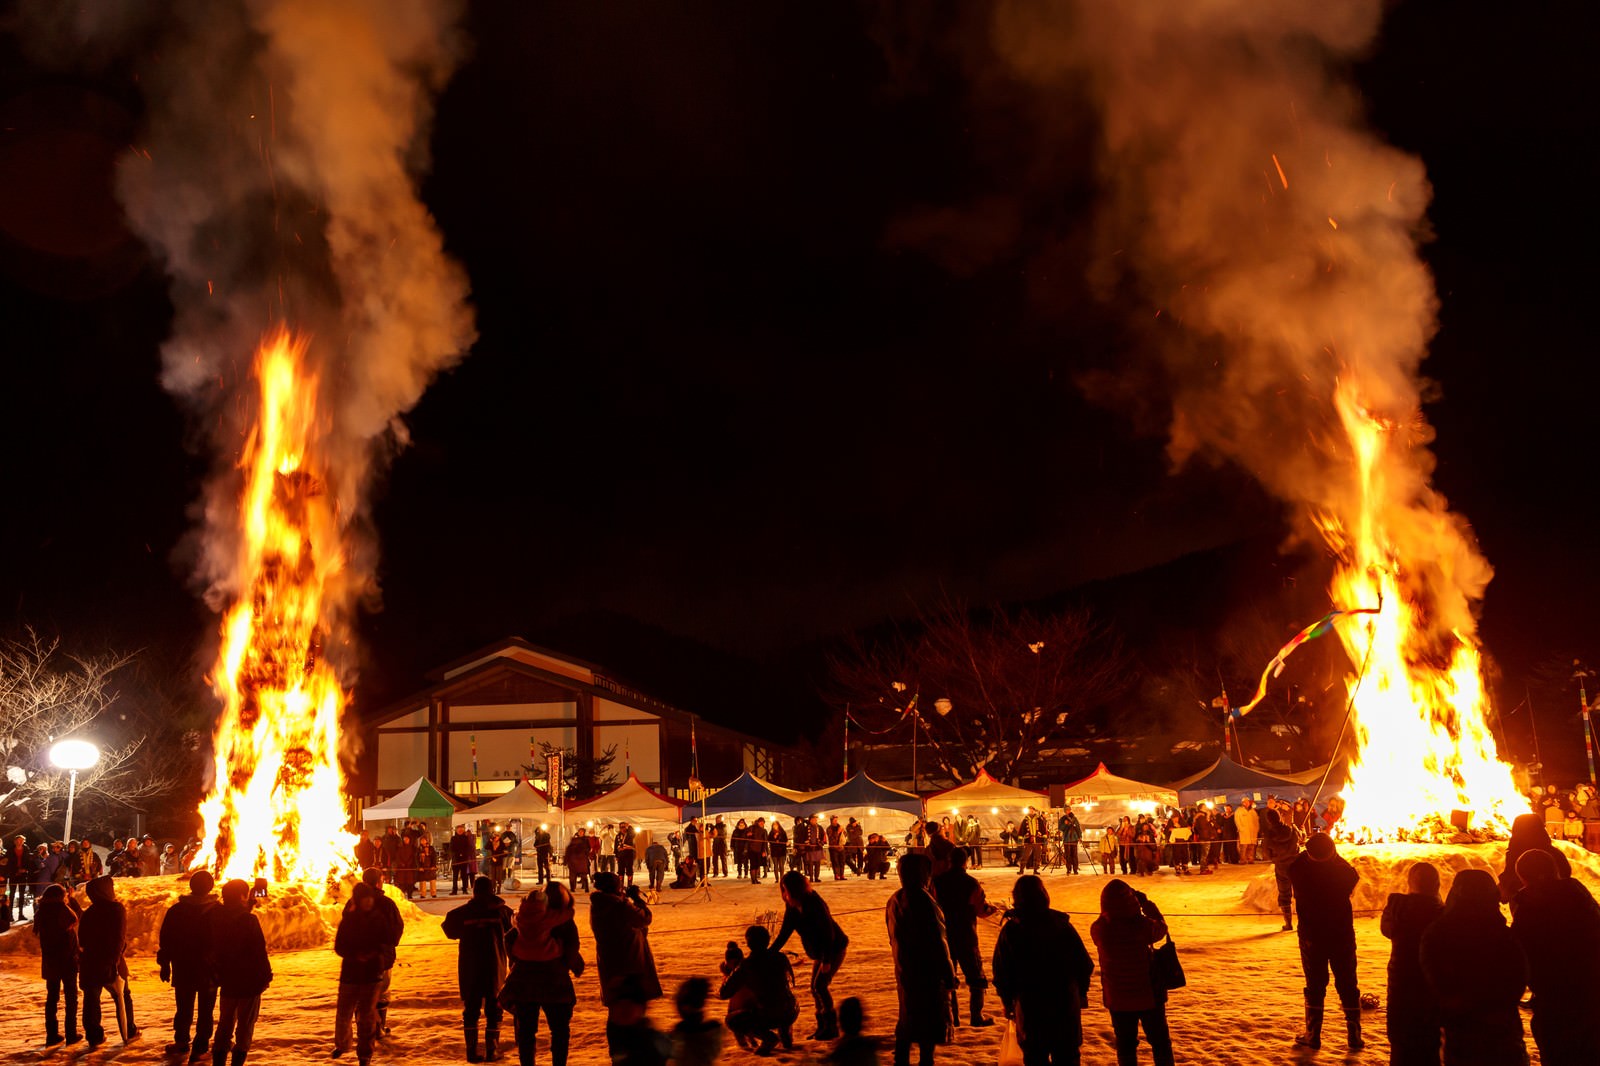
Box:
[1171,756,1323,807]
[796,772,923,838]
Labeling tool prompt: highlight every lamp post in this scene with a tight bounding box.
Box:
[49,738,100,843]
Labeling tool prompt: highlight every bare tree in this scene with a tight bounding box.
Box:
[0,629,189,840]
[827,598,1130,784]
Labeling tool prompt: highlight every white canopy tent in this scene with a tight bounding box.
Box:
[923,769,1047,833]
[565,774,685,844]
[451,779,553,826]
[1059,763,1178,829]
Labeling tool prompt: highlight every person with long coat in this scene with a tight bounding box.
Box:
[1287,833,1363,1051]
[78,874,129,1047]
[932,846,996,1029]
[770,870,850,1041]
[564,829,591,893]
[333,883,392,1066]
[1090,879,1173,1066]
[501,882,585,1066]
[443,875,514,1062]
[589,872,661,1057]
[33,882,81,1045]
[210,878,273,1066]
[1380,860,1445,1066]
[885,853,957,1066]
[1259,808,1301,930]
[993,874,1094,1065]
[1419,868,1528,1066]
[1499,812,1571,903]
[158,869,220,1059]
[1509,848,1600,1065]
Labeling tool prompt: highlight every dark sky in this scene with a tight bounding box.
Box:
[0,2,1595,741]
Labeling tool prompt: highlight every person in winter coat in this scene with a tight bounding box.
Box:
[1287,833,1363,1051]
[992,874,1094,1066]
[711,819,730,878]
[1499,812,1572,903]
[78,874,129,1047]
[500,882,585,1066]
[450,825,477,895]
[864,834,890,880]
[1509,848,1600,1065]
[533,826,553,885]
[1234,798,1260,864]
[1189,809,1217,873]
[669,977,725,1066]
[339,868,404,1044]
[1059,810,1084,875]
[719,924,798,1055]
[334,882,392,1066]
[771,870,851,1041]
[1419,868,1529,1066]
[747,819,769,884]
[645,839,670,892]
[1380,860,1445,1065]
[885,852,957,1066]
[590,871,662,1056]
[417,837,440,900]
[210,878,272,1066]
[33,882,81,1045]
[1090,879,1174,1066]
[564,829,591,893]
[443,875,514,1063]
[158,869,221,1059]
[1258,808,1301,930]
[845,818,866,874]
[768,822,788,876]
[932,846,996,1029]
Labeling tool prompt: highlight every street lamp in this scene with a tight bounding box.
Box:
[49,738,100,843]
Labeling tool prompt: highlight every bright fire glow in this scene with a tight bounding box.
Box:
[194,329,358,883]
[1321,378,1527,841]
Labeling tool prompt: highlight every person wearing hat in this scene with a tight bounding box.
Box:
[32,882,82,1045]
[334,882,391,1066]
[1287,832,1362,1051]
[211,878,271,1066]
[1509,848,1600,1064]
[158,870,220,1060]
[442,875,513,1063]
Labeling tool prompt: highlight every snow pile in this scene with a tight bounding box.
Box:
[0,874,430,958]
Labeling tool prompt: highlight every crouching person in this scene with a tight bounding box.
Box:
[718,925,799,1055]
[499,883,584,1066]
[211,879,272,1066]
[443,875,514,1062]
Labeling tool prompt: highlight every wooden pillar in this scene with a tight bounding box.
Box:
[427,699,439,783]
[438,700,451,787]
[576,690,594,765]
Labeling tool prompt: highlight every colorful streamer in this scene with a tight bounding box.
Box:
[1234,607,1381,718]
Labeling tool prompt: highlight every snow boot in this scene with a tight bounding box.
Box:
[483,1026,499,1062]
[464,1020,482,1063]
[1280,906,1294,931]
[969,988,994,1028]
[1293,1002,1323,1049]
[1344,1008,1364,1051]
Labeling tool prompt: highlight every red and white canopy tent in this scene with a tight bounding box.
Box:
[1058,763,1178,828]
[922,768,1047,833]
[565,773,685,839]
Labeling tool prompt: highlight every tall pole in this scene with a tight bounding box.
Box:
[62,768,79,843]
[843,706,849,783]
[1579,665,1597,787]
[911,709,918,795]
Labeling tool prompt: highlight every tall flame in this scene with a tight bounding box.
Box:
[1321,377,1527,840]
[195,328,358,883]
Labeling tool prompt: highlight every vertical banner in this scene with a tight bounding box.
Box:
[546,750,563,810]
[470,733,480,799]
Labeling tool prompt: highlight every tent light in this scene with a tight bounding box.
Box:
[990,807,999,815]
[867,808,877,816]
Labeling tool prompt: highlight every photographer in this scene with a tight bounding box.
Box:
[1091,879,1174,1066]
[589,872,661,1059]
[210,879,272,1066]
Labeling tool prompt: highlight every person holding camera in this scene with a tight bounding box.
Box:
[210,878,272,1066]
[1091,879,1174,1066]
[589,872,661,1058]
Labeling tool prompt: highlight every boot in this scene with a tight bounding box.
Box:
[969,988,994,1028]
[1344,1008,1364,1051]
[948,990,961,1028]
[1293,1002,1323,1049]
[483,1027,499,1062]
[1280,906,1294,931]
[464,1020,481,1063]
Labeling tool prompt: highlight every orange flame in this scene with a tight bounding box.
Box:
[194,328,358,883]
[1321,378,1527,841]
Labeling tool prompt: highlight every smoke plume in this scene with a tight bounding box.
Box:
[984,1,1490,639]
[32,0,477,650]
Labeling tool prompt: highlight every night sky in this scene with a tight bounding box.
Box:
[0,3,1596,764]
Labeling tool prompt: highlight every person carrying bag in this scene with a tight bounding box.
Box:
[1090,878,1176,1066]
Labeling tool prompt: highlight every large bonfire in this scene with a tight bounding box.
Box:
[1316,379,1526,842]
[193,330,359,885]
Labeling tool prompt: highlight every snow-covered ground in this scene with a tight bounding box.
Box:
[4,841,1595,1063]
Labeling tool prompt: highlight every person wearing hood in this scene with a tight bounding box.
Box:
[1499,812,1572,903]
[33,881,82,1046]
[443,875,514,1063]
[1509,848,1600,1064]
[1419,868,1529,1066]
[992,874,1094,1065]
[210,878,272,1066]
[1091,879,1174,1066]
[590,871,662,1057]
[339,867,404,1044]
[885,852,957,1066]
[334,882,393,1066]
[1380,860,1445,1065]
[1258,808,1301,931]
[158,869,221,1060]
[78,874,130,1046]
[1287,832,1363,1052]
[500,882,585,1066]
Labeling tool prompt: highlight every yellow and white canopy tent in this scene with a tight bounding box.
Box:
[451,778,552,826]
[1058,763,1178,828]
[564,774,685,843]
[922,768,1047,833]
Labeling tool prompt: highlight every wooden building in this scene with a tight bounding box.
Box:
[363,637,786,801]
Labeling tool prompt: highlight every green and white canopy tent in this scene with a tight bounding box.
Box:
[362,776,466,822]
